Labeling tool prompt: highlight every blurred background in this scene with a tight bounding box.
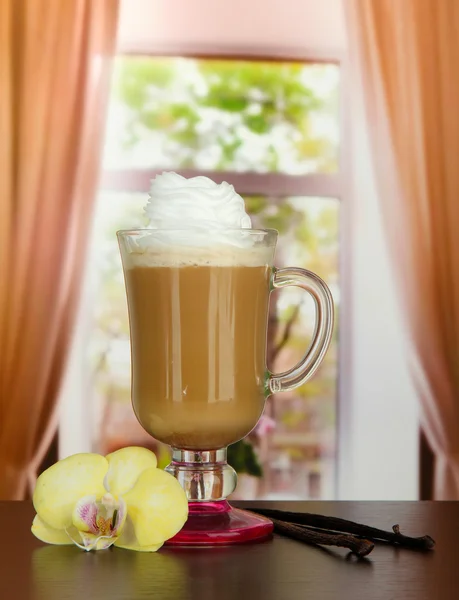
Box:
[2,0,457,502]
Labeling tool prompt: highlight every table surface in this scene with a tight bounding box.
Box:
[1,501,458,600]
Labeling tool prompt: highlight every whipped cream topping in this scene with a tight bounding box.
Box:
[123,172,275,266]
[145,172,252,230]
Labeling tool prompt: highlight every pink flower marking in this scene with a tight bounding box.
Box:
[77,500,98,534]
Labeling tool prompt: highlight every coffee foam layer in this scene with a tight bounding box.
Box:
[125,245,273,268]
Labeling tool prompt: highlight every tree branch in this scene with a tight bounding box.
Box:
[271,302,302,363]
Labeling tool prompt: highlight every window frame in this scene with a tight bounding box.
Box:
[101,170,343,199]
[62,44,352,500]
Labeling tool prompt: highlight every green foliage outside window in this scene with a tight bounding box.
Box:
[107,57,339,173]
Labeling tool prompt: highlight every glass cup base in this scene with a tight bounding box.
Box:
[166,500,273,546]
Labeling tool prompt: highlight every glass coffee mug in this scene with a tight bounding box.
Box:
[118,229,333,545]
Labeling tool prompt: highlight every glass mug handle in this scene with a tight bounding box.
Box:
[268,267,334,394]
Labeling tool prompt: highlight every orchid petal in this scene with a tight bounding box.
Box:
[104,446,157,495]
[31,515,73,545]
[33,453,108,530]
[95,537,118,551]
[121,467,188,547]
[114,515,163,552]
[68,531,117,552]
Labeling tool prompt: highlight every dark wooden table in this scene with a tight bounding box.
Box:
[1,501,458,600]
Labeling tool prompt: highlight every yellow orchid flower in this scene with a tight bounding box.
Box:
[31,447,188,552]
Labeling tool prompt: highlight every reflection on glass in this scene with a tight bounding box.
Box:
[103,57,340,174]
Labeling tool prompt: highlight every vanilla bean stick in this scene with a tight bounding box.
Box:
[247,508,435,551]
[271,518,374,558]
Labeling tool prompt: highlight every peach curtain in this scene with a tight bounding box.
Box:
[345,0,459,498]
[0,0,119,499]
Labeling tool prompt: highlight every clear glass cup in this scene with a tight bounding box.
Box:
[118,228,334,545]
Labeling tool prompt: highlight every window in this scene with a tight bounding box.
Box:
[82,56,342,499]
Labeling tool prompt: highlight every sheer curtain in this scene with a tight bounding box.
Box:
[0,0,119,499]
[345,0,459,498]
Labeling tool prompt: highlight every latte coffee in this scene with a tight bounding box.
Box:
[123,246,272,450]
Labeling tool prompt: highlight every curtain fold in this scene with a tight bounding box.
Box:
[0,0,119,499]
[345,0,459,498]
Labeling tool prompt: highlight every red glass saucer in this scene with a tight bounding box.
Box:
[166,500,273,546]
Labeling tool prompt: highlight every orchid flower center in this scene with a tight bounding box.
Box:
[67,492,127,551]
